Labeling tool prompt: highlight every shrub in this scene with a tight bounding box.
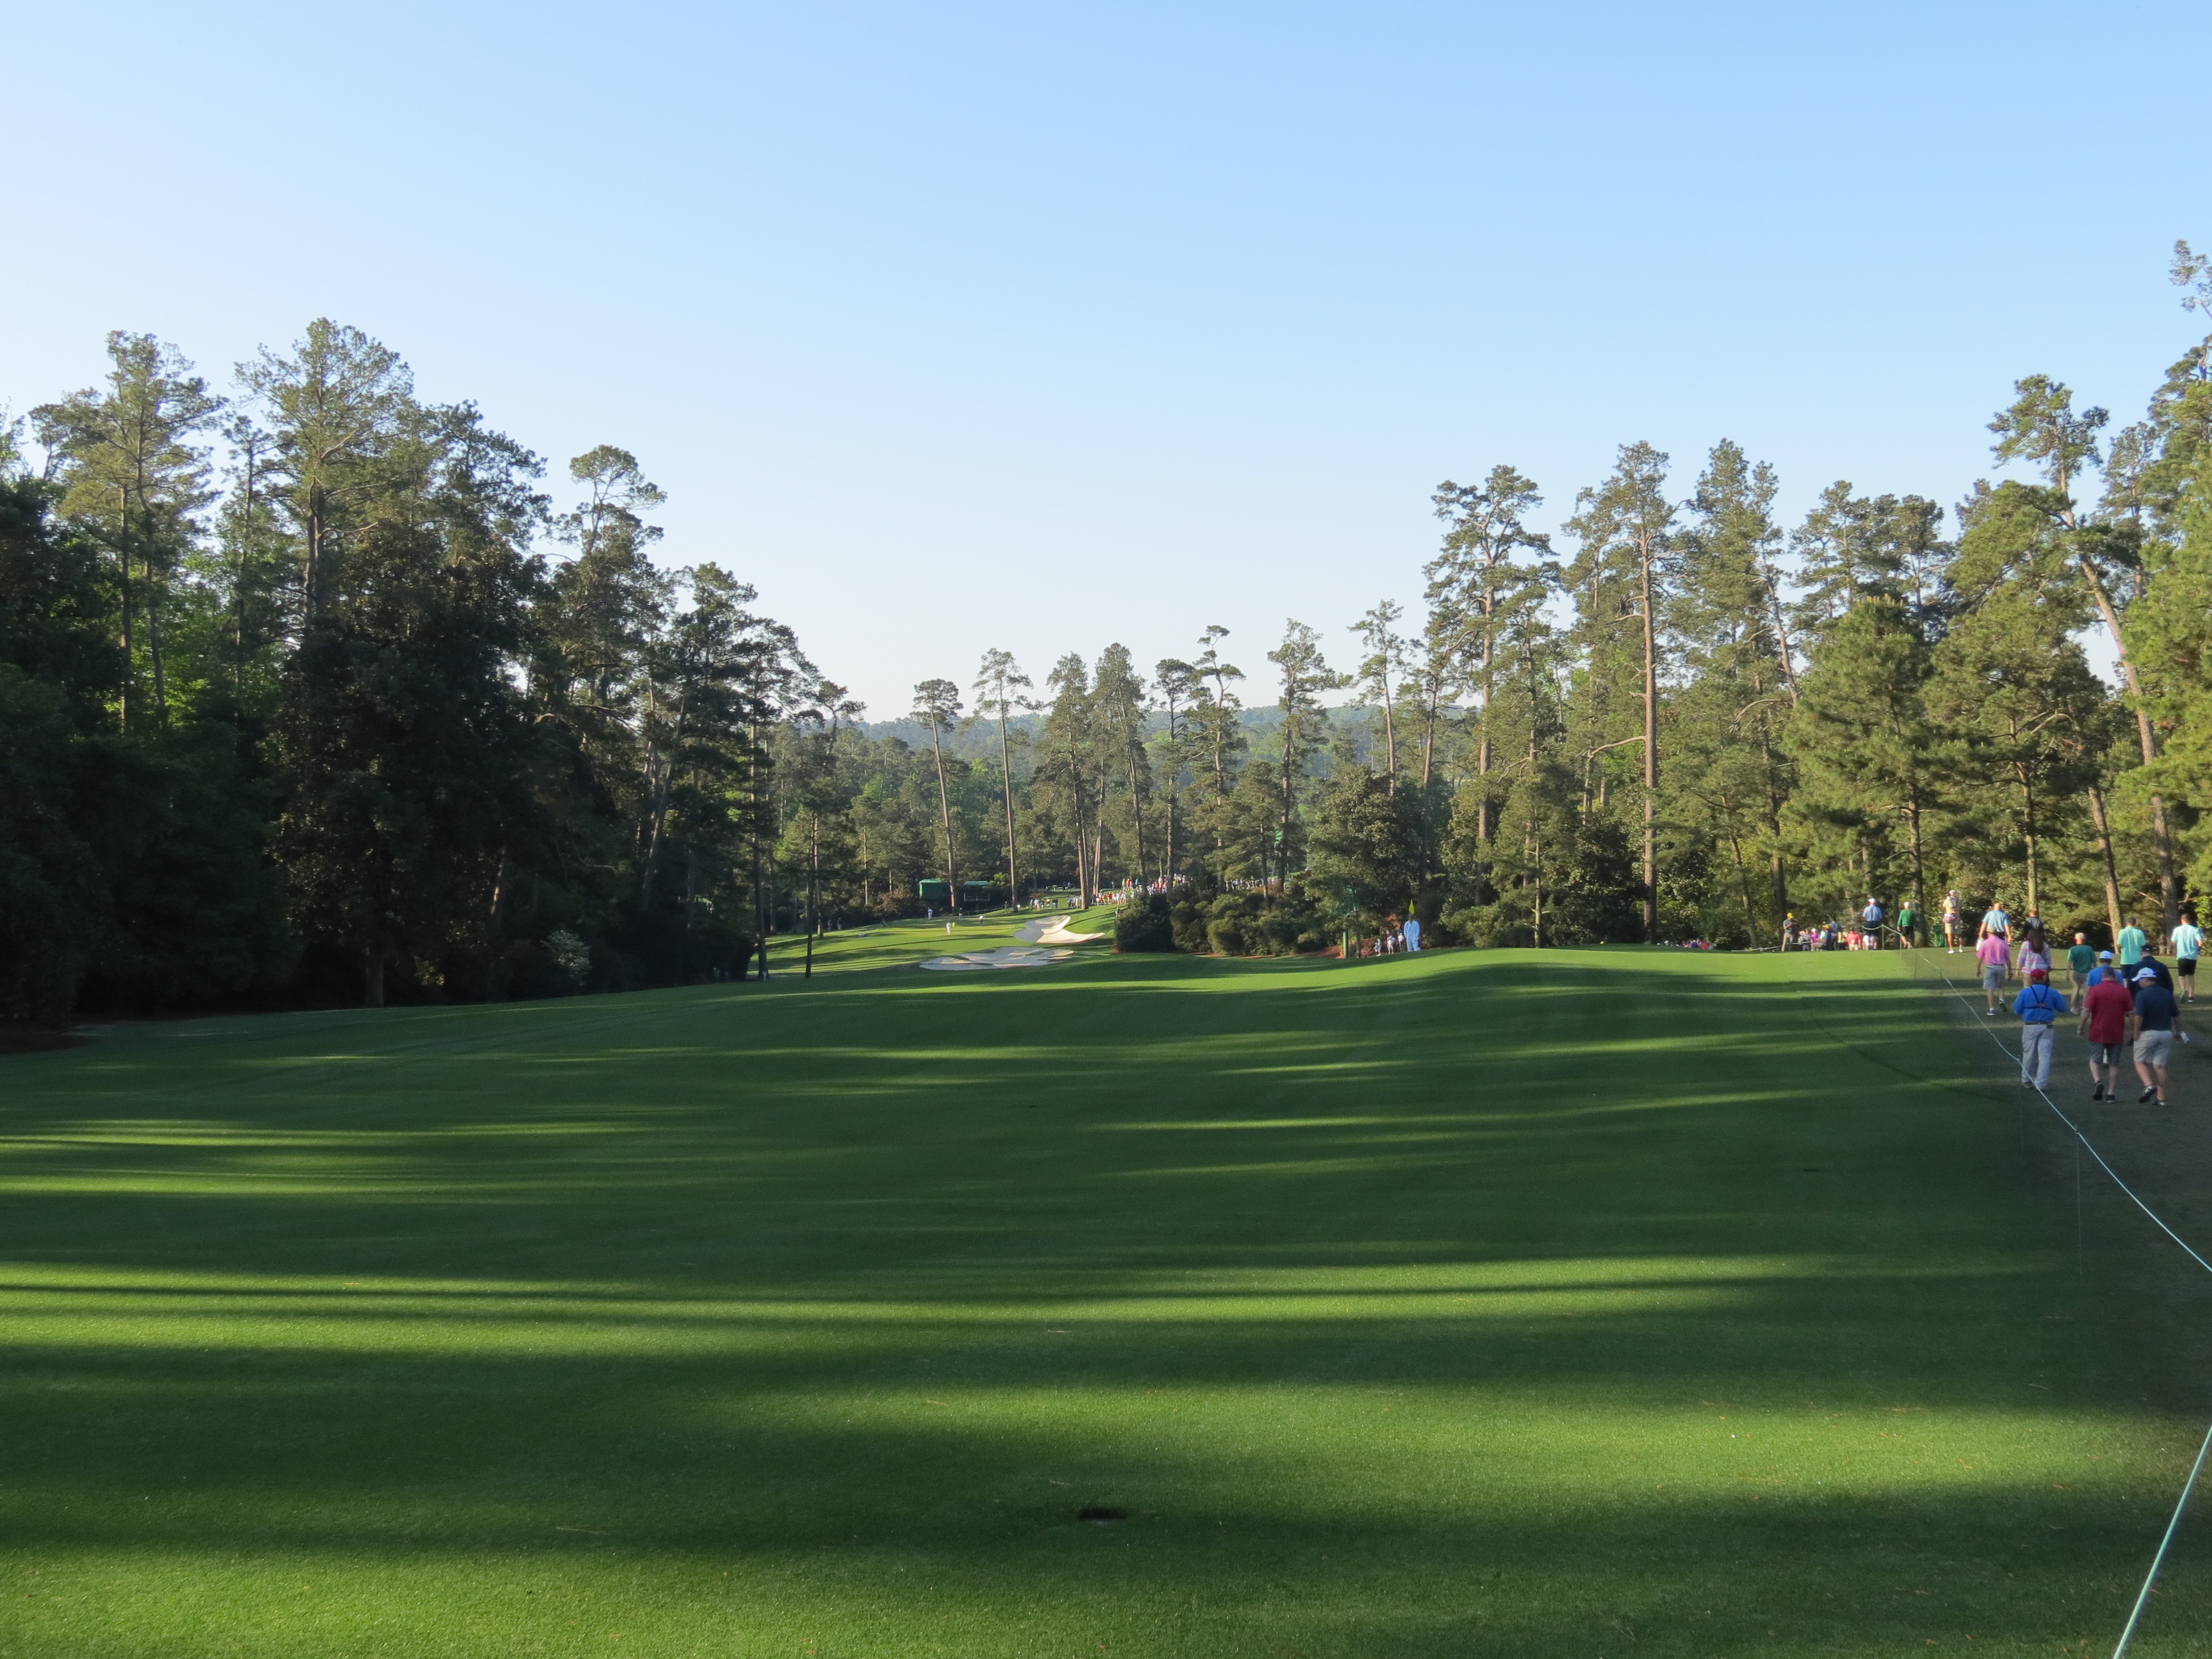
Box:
[1114,893,1176,953]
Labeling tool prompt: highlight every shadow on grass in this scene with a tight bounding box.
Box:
[2,946,2200,1655]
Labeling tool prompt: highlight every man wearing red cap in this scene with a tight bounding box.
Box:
[2011,967,2069,1091]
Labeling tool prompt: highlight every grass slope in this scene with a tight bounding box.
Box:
[2,928,2206,1656]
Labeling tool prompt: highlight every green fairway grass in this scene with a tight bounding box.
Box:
[4,935,2209,1655]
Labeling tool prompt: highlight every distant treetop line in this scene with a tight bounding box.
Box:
[4,243,2211,1016]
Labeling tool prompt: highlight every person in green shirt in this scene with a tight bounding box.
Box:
[2117,917,2148,968]
[1898,899,1918,945]
[2066,932,2098,994]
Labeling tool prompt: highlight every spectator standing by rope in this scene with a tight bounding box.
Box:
[2013,968,2068,1090]
[1897,896,1917,946]
[1861,896,1885,947]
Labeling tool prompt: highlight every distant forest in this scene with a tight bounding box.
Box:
[7,244,2212,1017]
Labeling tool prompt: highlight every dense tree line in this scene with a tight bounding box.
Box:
[3,322,807,1020]
[809,247,2212,958]
[6,251,2211,1018]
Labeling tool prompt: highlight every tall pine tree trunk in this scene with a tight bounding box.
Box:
[997,711,1018,904]
[116,497,137,735]
[2086,782,2125,945]
[927,723,957,898]
[145,544,168,728]
[2079,553,2177,929]
[1126,750,1147,884]
[1637,544,1660,940]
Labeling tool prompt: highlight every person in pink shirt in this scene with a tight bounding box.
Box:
[1976,928,2010,1015]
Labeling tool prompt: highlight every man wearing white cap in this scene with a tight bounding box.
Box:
[2131,967,2182,1107]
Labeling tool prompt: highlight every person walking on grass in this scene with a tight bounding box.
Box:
[1976,927,2010,1015]
[2015,926,2052,982]
[2081,962,2136,1102]
[1981,899,2012,945]
[2012,967,2068,1090]
[2117,916,2147,970]
[2067,931,2097,995]
[2174,912,2202,1004]
[2131,967,2182,1107]
[1898,896,1917,947]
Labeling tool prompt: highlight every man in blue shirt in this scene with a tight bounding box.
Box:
[2085,948,2122,987]
[2117,917,2148,968]
[1981,901,2011,943]
[2131,967,2182,1106]
[2011,968,2069,1089]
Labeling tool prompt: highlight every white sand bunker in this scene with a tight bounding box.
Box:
[1015,916,1107,946]
[920,946,1078,972]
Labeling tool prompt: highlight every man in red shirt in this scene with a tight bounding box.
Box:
[2079,966,2136,1102]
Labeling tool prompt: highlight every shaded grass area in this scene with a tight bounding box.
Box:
[1,943,2206,1655]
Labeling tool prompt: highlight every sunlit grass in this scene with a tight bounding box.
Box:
[2,943,2207,1654]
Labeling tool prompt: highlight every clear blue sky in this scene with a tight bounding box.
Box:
[7,0,2207,713]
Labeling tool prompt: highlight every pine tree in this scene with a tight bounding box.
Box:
[972,649,1031,901]
[1565,443,1673,938]
[1669,440,1798,937]
[910,677,963,903]
[33,332,223,732]
[1786,597,1947,918]
[1188,624,1246,838]
[270,408,547,1005]
[1987,373,2180,928]
[1427,465,1552,840]
[237,320,421,621]
[1262,620,1345,888]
